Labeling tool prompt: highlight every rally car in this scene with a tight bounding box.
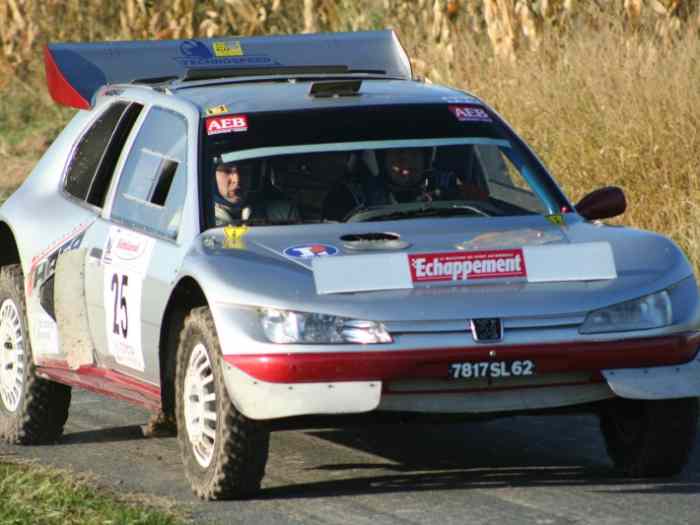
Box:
[0,30,698,500]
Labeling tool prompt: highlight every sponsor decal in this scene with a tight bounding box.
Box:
[35,315,60,355]
[448,104,492,123]
[284,244,339,258]
[114,237,146,261]
[102,227,155,275]
[545,214,566,226]
[206,115,248,135]
[103,230,148,264]
[28,223,90,295]
[409,249,526,282]
[223,224,248,250]
[179,40,211,59]
[442,96,477,104]
[206,104,229,116]
[175,39,273,68]
[213,41,243,57]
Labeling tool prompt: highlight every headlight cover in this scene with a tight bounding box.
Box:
[579,290,672,334]
[259,308,393,344]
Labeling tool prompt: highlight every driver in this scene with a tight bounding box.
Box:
[323,148,432,220]
[214,160,253,225]
[380,147,429,203]
[383,147,461,202]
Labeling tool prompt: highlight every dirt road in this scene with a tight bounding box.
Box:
[2,389,699,524]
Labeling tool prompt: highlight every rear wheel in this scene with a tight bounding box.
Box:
[0,265,71,444]
[175,306,269,500]
[599,397,698,477]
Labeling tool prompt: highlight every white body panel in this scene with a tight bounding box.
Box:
[312,241,617,295]
[603,352,700,400]
[222,362,381,420]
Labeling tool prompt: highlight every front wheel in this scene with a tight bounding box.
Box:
[599,397,698,477]
[175,306,269,500]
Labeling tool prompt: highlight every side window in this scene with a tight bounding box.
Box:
[64,102,143,207]
[111,107,188,240]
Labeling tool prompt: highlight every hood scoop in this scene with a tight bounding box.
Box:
[341,232,411,251]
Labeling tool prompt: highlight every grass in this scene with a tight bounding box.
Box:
[0,459,183,525]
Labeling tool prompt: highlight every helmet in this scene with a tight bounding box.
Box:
[382,148,428,192]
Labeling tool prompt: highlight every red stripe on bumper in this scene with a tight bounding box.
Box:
[223,333,700,383]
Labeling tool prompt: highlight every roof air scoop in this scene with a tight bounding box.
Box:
[309,80,362,98]
[341,232,410,251]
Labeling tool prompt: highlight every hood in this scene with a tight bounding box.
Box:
[185,215,694,321]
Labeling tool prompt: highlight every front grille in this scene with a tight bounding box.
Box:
[383,313,585,335]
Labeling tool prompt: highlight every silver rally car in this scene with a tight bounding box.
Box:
[1,30,699,499]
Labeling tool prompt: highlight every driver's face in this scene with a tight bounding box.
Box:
[386,149,424,186]
[216,164,248,204]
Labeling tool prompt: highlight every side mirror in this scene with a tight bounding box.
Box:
[575,186,626,221]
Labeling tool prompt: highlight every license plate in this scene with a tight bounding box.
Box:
[448,360,536,379]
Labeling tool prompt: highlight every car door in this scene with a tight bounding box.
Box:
[40,100,143,369]
[83,105,192,385]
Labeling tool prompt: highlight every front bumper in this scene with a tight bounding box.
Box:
[221,332,700,420]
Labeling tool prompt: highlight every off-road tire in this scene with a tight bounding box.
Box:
[0,264,71,444]
[175,306,269,500]
[599,397,698,477]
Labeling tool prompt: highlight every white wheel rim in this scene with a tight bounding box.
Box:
[0,299,25,413]
[183,343,217,468]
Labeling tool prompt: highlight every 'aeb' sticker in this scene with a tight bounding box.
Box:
[206,115,248,135]
[448,105,492,123]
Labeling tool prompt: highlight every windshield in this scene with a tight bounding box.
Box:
[202,104,569,228]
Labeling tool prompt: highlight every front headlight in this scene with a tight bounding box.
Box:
[259,308,393,344]
[579,290,672,334]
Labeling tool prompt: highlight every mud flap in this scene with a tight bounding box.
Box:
[603,352,700,400]
[55,248,95,369]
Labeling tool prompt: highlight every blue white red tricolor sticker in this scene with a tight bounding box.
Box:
[448,105,492,123]
[206,115,248,135]
[284,244,339,258]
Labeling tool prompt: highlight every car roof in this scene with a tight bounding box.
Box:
[167,78,480,115]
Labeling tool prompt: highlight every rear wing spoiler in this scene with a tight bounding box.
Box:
[44,30,412,109]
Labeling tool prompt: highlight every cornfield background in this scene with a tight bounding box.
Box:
[1,0,699,268]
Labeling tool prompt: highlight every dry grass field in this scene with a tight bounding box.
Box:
[1,0,699,268]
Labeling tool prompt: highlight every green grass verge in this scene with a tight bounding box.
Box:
[0,460,184,525]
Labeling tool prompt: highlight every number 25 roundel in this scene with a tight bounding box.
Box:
[101,227,154,372]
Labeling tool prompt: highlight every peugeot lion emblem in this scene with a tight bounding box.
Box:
[470,318,503,342]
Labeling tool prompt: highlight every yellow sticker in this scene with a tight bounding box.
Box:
[206,104,229,116]
[545,214,566,226]
[213,41,243,57]
[223,224,249,249]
